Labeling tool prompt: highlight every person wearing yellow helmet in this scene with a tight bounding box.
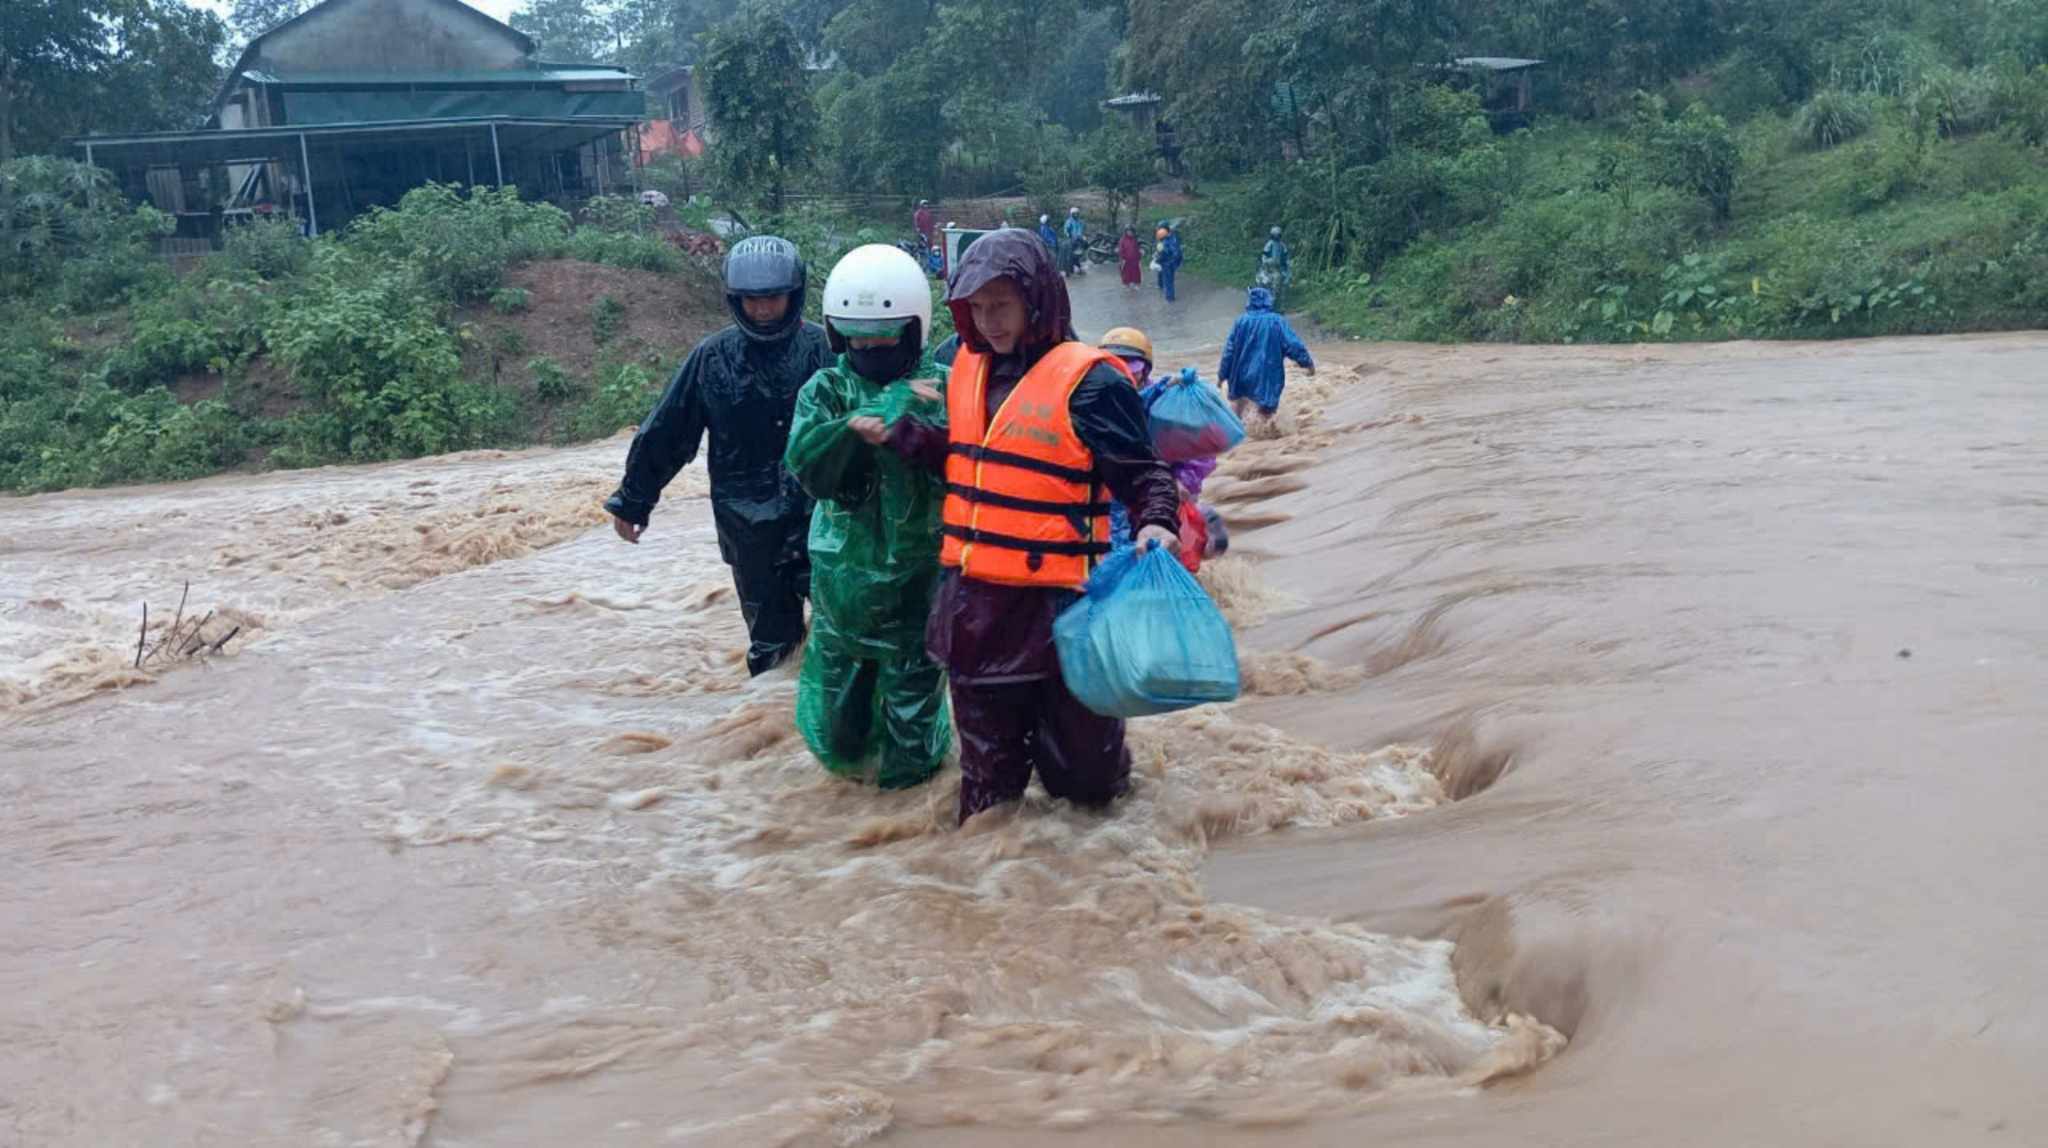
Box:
[1097,326,1154,388]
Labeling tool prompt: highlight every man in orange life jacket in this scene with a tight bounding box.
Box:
[849,229,1181,824]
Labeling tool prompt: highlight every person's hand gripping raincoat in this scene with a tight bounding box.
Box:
[783,245,952,788]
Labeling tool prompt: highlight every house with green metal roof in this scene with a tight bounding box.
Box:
[75,0,644,244]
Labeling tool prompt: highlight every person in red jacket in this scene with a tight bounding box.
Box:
[1117,226,1143,290]
[849,229,1180,824]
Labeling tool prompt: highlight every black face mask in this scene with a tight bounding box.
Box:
[848,338,920,383]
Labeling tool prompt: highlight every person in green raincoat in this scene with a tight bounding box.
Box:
[784,244,952,788]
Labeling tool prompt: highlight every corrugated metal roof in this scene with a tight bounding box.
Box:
[241,67,636,86]
[1104,92,1162,107]
[74,115,639,167]
[1453,56,1544,72]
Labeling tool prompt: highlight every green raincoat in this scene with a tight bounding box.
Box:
[784,351,951,788]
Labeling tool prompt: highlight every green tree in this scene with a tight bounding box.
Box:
[1084,120,1155,228]
[701,7,819,212]
[1,0,107,161]
[2,0,226,161]
[511,0,610,61]
[1124,0,1277,172]
[822,0,934,75]
[227,0,312,44]
[84,0,227,138]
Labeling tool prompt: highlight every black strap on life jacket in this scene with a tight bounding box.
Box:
[948,442,1096,486]
[941,523,1112,557]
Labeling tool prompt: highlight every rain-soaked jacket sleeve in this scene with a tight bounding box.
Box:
[884,414,951,476]
[784,367,875,507]
[604,346,709,526]
[1282,318,1314,369]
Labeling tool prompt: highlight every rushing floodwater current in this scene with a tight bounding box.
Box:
[4,271,2043,1146]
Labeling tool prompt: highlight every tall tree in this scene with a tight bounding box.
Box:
[2,0,225,161]
[700,7,818,211]
[1,0,106,160]
[1083,119,1155,227]
[88,0,228,136]
[511,0,611,60]
[227,0,313,45]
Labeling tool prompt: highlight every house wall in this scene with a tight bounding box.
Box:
[251,0,529,74]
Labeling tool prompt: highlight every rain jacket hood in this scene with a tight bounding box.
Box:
[1247,286,1276,311]
[945,228,1075,360]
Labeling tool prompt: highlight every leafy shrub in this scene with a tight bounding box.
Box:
[1649,104,1742,222]
[1911,67,1996,139]
[220,217,310,280]
[489,286,530,314]
[1705,51,1789,124]
[581,194,656,233]
[99,273,272,390]
[529,356,577,402]
[1796,90,1876,149]
[266,247,512,462]
[492,325,527,358]
[0,317,250,492]
[563,227,679,272]
[2,157,171,308]
[563,361,658,441]
[345,183,570,302]
[591,295,626,345]
[1991,65,2048,147]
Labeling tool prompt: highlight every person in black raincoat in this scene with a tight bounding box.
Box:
[604,236,835,676]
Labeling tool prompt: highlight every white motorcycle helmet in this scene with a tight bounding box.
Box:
[822,244,934,356]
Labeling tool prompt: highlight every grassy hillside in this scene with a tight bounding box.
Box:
[1,176,731,494]
[1182,98,2048,344]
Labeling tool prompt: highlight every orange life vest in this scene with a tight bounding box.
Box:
[940,342,1129,588]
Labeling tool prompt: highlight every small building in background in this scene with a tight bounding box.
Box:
[74,0,643,247]
[1446,57,1545,132]
[1102,92,1182,177]
[640,64,712,161]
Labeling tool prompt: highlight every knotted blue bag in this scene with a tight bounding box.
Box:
[1055,543,1241,718]
[1146,367,1245,462]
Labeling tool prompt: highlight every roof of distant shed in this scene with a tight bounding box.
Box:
[1452,57,1544,72]
[74,115,639,168]
[213,0,542,117]
[237,67,637,87]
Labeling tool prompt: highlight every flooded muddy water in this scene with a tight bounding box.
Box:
[4,269,2043,1146]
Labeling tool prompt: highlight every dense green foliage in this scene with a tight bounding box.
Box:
[0,165,697,493]
[1154,0,2048,343]
[2,0,226,161]
[700,10,819,213]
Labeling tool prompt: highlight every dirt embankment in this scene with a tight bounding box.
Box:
[152,259,727,430]
[455,258,728,399]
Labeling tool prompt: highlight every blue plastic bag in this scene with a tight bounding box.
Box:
[1146,367,1245,463]
[1055,543,1241,718]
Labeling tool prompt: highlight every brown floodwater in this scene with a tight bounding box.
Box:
[3,271,2042,1146]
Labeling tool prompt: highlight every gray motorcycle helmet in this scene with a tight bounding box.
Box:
[724,235,807,342]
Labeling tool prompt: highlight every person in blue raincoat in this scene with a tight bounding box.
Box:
[1217,285,1315,421]
[1036,214,1060,256]
[1156,222,1184,303]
